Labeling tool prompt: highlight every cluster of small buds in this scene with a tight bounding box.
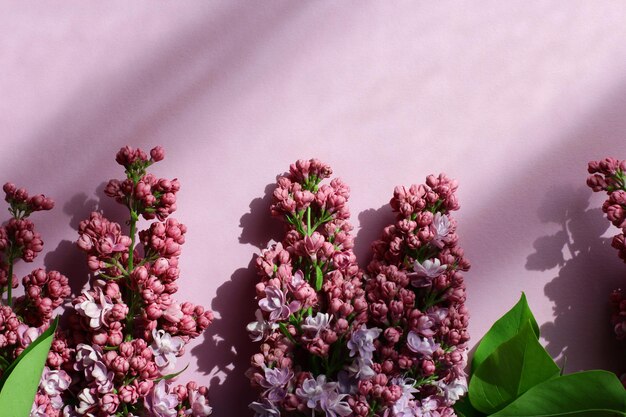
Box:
[0,218,44,263]
[270,160,349,221]
[0,184,70,381]
[146,380,212,417]
[249,159,379,417]
[0,305,20,350]
[77,211,132,273]
[104,145,179,221]
[3,182,54,218]
[16,268,71,327]
[362,173,470,416]
[55,145,213,416]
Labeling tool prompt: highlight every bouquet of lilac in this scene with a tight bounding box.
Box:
[33,146,215,416]
[587,157,626,386]
[0,184,73,417]
[246,161,471,417]
[365,175,470,416]
[246,159,371,416]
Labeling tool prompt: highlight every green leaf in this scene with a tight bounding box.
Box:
[315,265,324,291]
[469,320,560,414]
[156,364,189,381]
[455,395,487,417]
[0,317,58,417]
[491,370,626,416]
[472,293,539,371]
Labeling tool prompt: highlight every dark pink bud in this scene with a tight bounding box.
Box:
[150,146,165,162]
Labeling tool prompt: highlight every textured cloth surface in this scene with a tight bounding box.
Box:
[2,2,626,413]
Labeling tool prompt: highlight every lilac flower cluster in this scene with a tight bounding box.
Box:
[247,161,471,416]
[247,159,371,416]
[365,174,470,416]
[587,158,626,386]
[33,146,214,416]
[0,184,73,417]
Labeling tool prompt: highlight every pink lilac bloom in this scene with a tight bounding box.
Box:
[145,381,179,417]
[406,332,440,357]
[259,285,301,321]
[247,309,278,342]
[366,173,471,416]
[320,390,352,417]
[295,375,337,408]
[587,158,626,387]
[301,312,332,341]
[41,146,215,416]
[260,366,294,401]
[0,183,76,417]
[248,159,369,416]
[150,329,184,373]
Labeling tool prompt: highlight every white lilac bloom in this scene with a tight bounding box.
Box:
[40,367,71,397]
[74,288,114,330]
[295,374,337,408]
[91,361,114,394]
[74,343,102,372]
[75,388,97,415]
[301,312,332,341]
[415,396,441,417]
[289,270,305,290]
[146,380,179,417]
[426,307,449,324]
[411,259,447,287]
[17,324,42,348]
[30,403,47,417]
[406,331,440,357]
[319,390,352,417]
[249,400,280,417]
[187,388,213,416]
[430,212,451,248]
[62,405,78,417]
[347,325,382,362]
[416,315,436,338]
[436,377,468,405]
[258,285,301,321]
[150,329,184,373]
[246,309,278,342]
[259,366,294,401]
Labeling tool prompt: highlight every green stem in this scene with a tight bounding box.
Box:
[306,206,312,235]
[125,208,139,336]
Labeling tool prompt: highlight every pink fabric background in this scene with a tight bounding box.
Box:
[2,2,626,413]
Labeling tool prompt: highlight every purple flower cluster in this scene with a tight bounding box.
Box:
[33,146,214,417]
[365,174,470,416]
[0,184,73,417]
[587,157,626,387]
[247,159,370,416]
[247,161,471,416]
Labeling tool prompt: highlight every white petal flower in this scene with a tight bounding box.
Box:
[246,309,278,342]
[406,331,440,357]
[411,258,447,287]
[151,329,184,373]
[430,212,451,248]
[301,312,332,341]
